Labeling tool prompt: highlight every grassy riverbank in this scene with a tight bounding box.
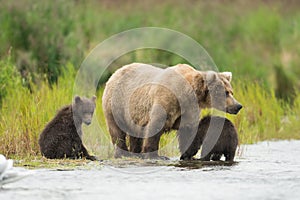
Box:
[0,0,300,160]
[1,65,299,160]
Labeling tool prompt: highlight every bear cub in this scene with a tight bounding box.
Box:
[39,96,97,161]
[185,115,238,161]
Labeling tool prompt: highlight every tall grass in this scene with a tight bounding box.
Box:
[0,64,75,157]
[0,66,299,159]
[0,0,300,92]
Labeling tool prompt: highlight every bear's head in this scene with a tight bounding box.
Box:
[72,95,97,125]
[194,71,242,114]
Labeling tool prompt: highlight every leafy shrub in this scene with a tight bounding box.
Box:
[0,1,81,85]
[0,56,22,106]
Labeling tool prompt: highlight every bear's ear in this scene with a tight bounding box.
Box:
[91,95,96,102]
[205,71,217,84]
[219,72,232,82]
[74,95,82,104]
[192,73,205,87]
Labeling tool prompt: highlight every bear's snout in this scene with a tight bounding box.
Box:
[236,104,243,112]
[227,103,243,114]
[84,120,92,125]
[82,115,92,125]
[82,112,94,126]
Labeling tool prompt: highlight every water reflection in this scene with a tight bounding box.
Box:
[170,160,238,170]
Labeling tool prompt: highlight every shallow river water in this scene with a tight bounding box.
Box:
[1,140,300,200]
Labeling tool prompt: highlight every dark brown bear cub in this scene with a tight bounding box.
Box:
[39,96,97,161]
[181,115,238,161]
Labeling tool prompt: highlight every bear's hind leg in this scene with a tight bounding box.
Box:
[56,139,73,159]
[142,105,169,160]
[142,130,167,160]
[106,116,130,158]
[45,134,73,159]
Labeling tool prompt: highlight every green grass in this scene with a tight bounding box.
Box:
[0,65,74,157]
[11,155,98,170]
[0,64,299,161]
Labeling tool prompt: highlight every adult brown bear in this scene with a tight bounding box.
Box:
[102,63,242,159]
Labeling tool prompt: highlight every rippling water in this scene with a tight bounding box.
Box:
[1,140,300,200]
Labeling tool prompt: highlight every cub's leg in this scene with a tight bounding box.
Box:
[224,150,236,162]
[200,153,212,161]
[200,143,213,161]
[178,125,200,160]
[211,153,222,161]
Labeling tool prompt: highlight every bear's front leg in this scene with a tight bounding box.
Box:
[178,125,200,160]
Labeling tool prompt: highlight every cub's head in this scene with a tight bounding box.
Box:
[194,71,242,114]
[72,95,96,125]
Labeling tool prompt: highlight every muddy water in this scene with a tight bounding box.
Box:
[1,140,300,200]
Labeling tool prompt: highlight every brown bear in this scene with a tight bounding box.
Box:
[181,115,238,161]
[102,63,242,160]
[39,96,97,161]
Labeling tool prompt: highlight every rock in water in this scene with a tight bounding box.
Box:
[0,154,31,186]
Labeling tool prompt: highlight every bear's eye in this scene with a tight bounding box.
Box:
[85,111,94,115]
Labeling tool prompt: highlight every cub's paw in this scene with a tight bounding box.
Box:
[86,155,98,161]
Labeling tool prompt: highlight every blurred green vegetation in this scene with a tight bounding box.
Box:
[1,1,300,89]
[0,0,300,159]
[0,55,22,106]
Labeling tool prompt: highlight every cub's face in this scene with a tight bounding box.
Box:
[201,71,242,114]
[73,96,96,125]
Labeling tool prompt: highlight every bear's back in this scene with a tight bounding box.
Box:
[103,63,198,108]
[39,105,76,144]
[199,115,237,137]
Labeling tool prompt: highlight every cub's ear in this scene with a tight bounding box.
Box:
[91,95,97,102]
[205,71,217,84]
[74,95,82,104]
[219,72,232,82]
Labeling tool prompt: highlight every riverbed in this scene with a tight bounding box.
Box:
[1,140,300,200]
